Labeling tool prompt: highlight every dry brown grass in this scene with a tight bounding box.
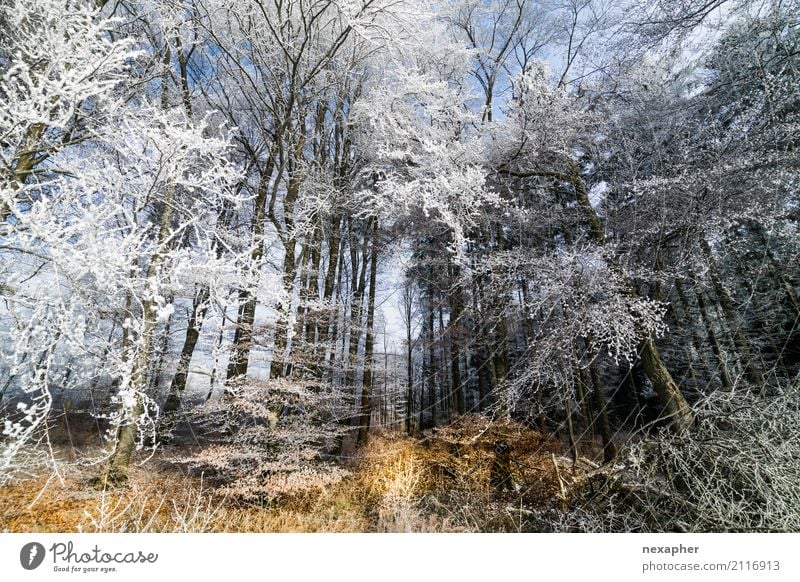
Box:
[337,414,577,532]
[1,414,592,532]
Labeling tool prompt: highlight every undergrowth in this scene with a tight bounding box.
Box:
[0,415,580,532]
[7,393,798,533]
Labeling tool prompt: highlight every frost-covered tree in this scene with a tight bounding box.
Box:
[1,0,143,479]
[0,0,243,484]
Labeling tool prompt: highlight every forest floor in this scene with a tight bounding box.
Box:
[0,415,610,532]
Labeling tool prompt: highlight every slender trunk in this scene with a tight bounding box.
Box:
[564,300,592,437]
[693,282,734,390]
[176,39,193,121]
[674,279,711,385]
[207,317,226,401]
[562,362,579,464]
[418,371,425,432]
[491,323,509,415]
[572,355,592,440]
[620,362,644,428]
[149,296,173,397]
[587,339,616,463]
[300,217,323,375]
[345,222,370,393]
[357,231,379,445]
[227,154,277,382]
[271,132,306,379]
[1,123,47,223]
[405,297,414,435]
[476,351,490,413]
[519,280,536,346]
[489,226,510,416]
[470,251,491,413]
[160,287,210,439]
[271,254,297,378]
[382,336,389,428]
[700,238,764,386]
[287,238,313,378]
[448,265,466,415]
[420,294,434,427]
[270,234,298,378]
[324,232,347,384]
[450,350,463,416]
[322,216,344,303]
[438,306,451,422]
[427,300,437,427]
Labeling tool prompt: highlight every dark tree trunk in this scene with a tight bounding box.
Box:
[227,156,277,383]
[405,317,414,435]
[159,287,210,440]
[587,339,616,463]
[357,231,379,446]
[700,238,764,386]
[695,286,734,390]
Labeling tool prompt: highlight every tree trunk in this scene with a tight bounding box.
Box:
[448,265,466,415]
[673,279,711,388]
[427,300,437,428]
[324,226,347,384]
[700,238,764,386]
[148,302,173,397]
[620,362,644,428]
[438,306,451,422]
[404,287,415,434]
[357,231,379,445]
[103,177,177,483]
[227,155,277,383]
[1,122,47,224]
[638,338,694,431]
[159,287,210,440]
[587,342,616,463]
[271,132,306,379]
[345,221,370,393]
[694,284,734,390]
